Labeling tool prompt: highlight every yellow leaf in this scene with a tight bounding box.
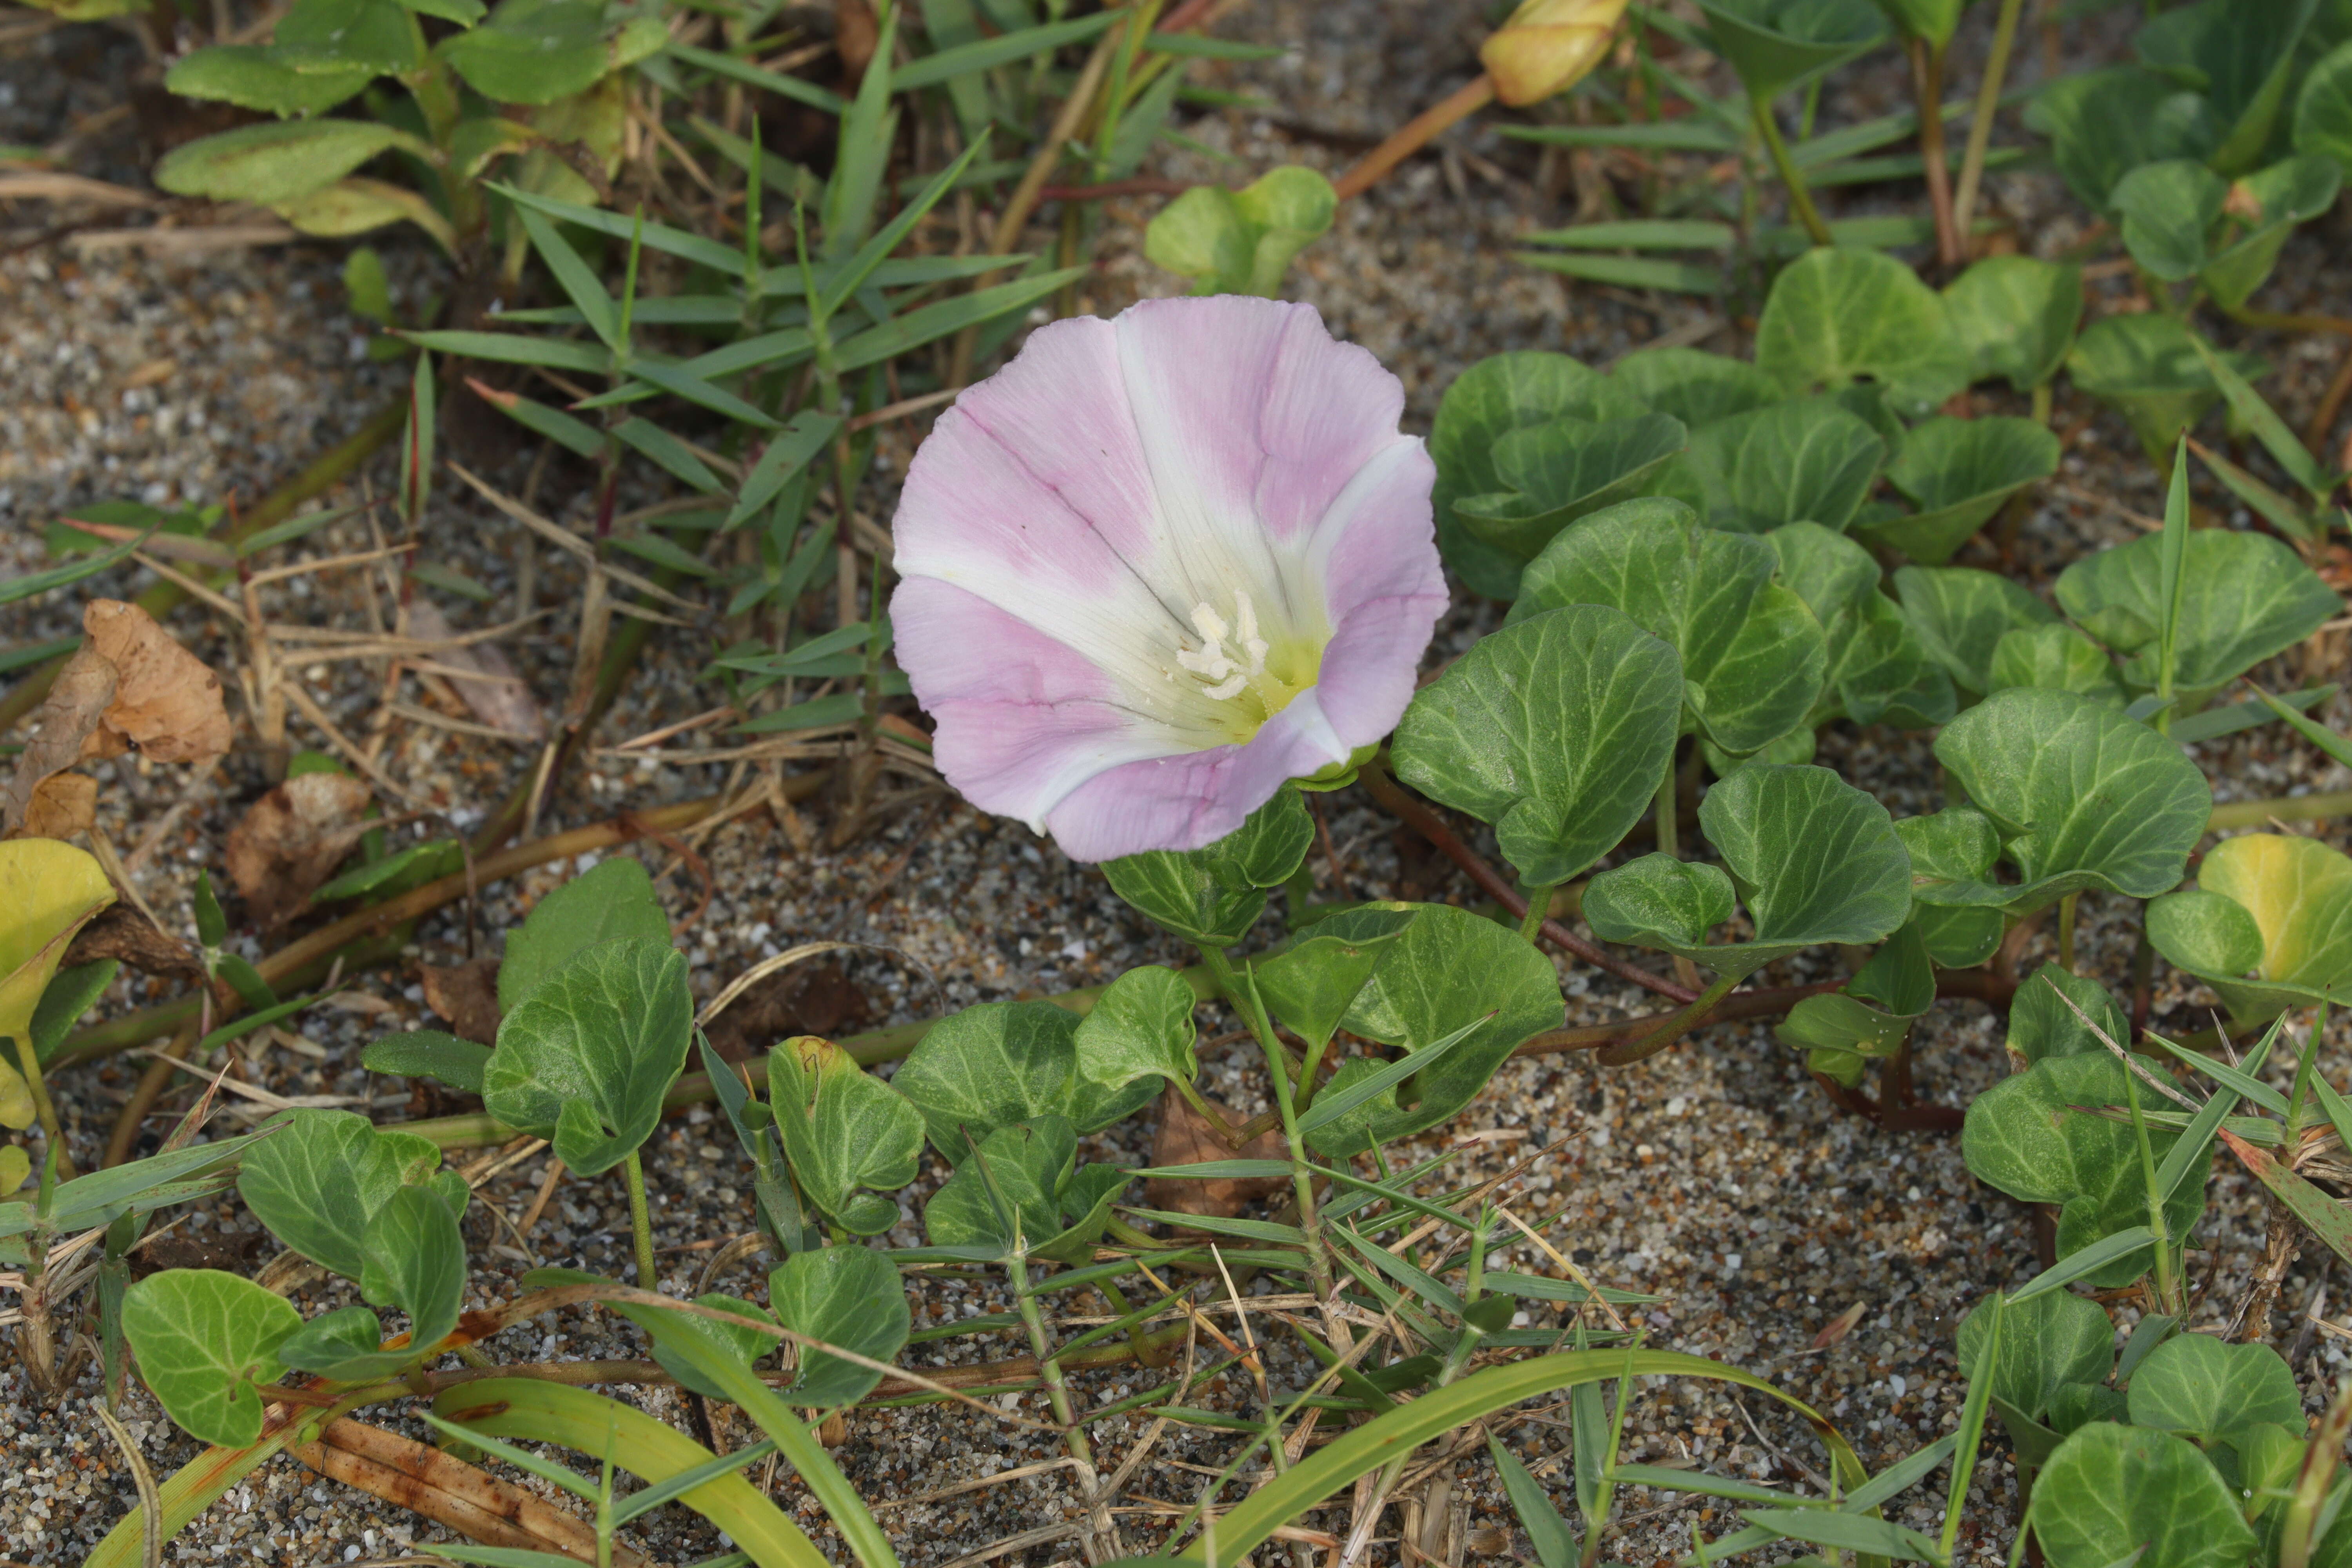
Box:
[2200,833,2352,991]
[0,838,116,1129]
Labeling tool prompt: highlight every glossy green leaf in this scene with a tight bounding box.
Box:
[482,938,692,1175]
[2055,528,2337,700]
[1682,397,1885,534]
[1586,764,1912,981]
[1954,1288,2113,1426]
[2148,833,2352,1018]
[1428,352,1628,598]
[767,1036,924,1236]
[30,958,117,1065]
[1101,788,1313,947]
[1754,246,1970,417]
[2135,0,2315,174]
[2066,313,2263,466]
[1926,688,2209,915]
[893,998,1158,1163]
[2127,1330,2302,1441]
[1987,622,2125,701]
[361,1029,491,1094]
[1248,906,1416,1053]
[1145,166,1336,298]
[2295,39,2352,176]
[164,45,372,114]
[1393,603,1684,886]
[2112,160,2228,280]
[2201,155,2341,309]
[498,856,671,1012]
[2029,65,2219,214]
[1693,0,1889,101]
[1863,416,2060,564]
[1963,1052,2207,1287]
[923,1116,1129,1265]
[439,0,612,104]
[1942,256,2083,393]
[2007,964,2130,1065]
[1454,414,1690,562]
[1512,498,1828,755]
[1610,346,1778,426]
[121,1270,299,1446]
[155,119,417,205]
[770,1244,909,1407]
[1306,904,1564,1156]
[1891,564,2057,695]
[2034,1421,2254,1567]
[236,1107,461,1279]
[1892,807,2004,966]
[281,1185,466,1380]
[1770,524,1955,728]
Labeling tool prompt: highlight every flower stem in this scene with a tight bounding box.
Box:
[622,1149,658,1294]
[1951,0,2027,249]
[1910,38,1961,267]
[1334,74,1498,200]
[1751,96,1831,247]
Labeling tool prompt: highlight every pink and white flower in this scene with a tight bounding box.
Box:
[890,296,1445,862]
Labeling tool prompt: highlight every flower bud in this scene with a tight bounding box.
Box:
[1479,0,1631,107]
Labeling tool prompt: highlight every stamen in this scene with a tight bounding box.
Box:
[1201,672,1249,701]
[1190,603,1230,644]
[1234,591,1269,675]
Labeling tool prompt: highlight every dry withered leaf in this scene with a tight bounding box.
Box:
[702,956,873,1063]
[64,902,203,980]
[1809,1300,1868,1350]
[406,599,545,739]
[225,772,375,926]
[1146,1086,1288,1220]
[16,774,97,840]
[0,647,116,834]
[421,957,502,1046]
[81,597,232,763]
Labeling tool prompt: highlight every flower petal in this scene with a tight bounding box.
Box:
[1305,438,1448,746]
[1043,694,1351,862]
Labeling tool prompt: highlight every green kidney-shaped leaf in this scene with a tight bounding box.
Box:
[1610,346,1779,427]
[2126,1331,2303,1442]
[121,1269,301,1446]
[1893,807,2005,967]
[1249,905,1417,1053]
[1102,788,1312,948]
[893,995,1159,1163]
[1963,1052,2207,1287]
[2296,40,2352,178]
[1145,167,1336,299]
[2033,1423,2254,1568]
[1071,961,1206,1108]
[1891,564,2058,695]
[1955,1289,2114,1425]
[1987,622,2125,701]
[498,855,672,1012]
[1683,398,1885,534]
[439,0,611,103]
[1430,352,1638,597]
[1769,523,1955,728]
[767,1036,924,1236]
[1306,903,1564,1156]
[1393,603,1684,887]
[1585,764,1911,981]
[481,937,691,1175]
[922,1116,1128,1265]
[1692,0,1889,102]
[1927,688,2210,915]
[1863,416,2060,565]
[1455,413,1690,562]
[282,1185,468,1381]
[2112,160,2228,281]
[1512,497,1827,755]
[164,44,373,113]
[770,1244,911,1408]
[2200,155,2340,309]
[2135,0,2312,174]
[2147,833,2352,1017]
[1753,247,1970,417]
[236,1107,459,1279]
[2054,526,2338,700]
[1943,257,2084,393]
[2007,963,2130,1065]
[154,119,414,204]
[2066,314,2263,466]
[2029,65,2219,214]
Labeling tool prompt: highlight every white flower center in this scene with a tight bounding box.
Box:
[1174,590,1272,701]
[1160,588,1319,746]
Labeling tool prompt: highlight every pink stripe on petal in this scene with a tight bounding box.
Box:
[891,578,1166,830]
[1309,439,1447,745]
[1115,298,1410,549]
[1044,694,1353,863]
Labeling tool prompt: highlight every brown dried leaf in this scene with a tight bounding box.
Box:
[0,647,116,833]
[702,956,872,1063]
[81,599,232,763]
[225,772,375,926]
[406,599,544,739]
[19,774,97,840]
[1809,1301,1868,1350]
[421,957,503,1046]
[63,902,202,979]
[1146,1087,1287,1220]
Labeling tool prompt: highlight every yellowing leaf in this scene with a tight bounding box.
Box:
[2200,833,2352,990]
[0,838,115,1128]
